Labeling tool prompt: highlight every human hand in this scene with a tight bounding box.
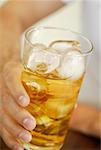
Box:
[0,61,36,150]
[69,103,101,138]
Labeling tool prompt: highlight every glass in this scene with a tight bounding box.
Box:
[20,27,93,150]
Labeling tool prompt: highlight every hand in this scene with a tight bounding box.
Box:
[69,103,101,138]
[0,9,36,150]
[0,61,36,150]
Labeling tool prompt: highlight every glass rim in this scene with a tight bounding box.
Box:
[25,26,93,56]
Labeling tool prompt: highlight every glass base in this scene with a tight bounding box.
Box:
[21,142,63,150]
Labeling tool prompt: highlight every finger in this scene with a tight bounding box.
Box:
[2,91,36,131]
[3,61,30,107]
[0,110,32,143]
[1,127,23,150]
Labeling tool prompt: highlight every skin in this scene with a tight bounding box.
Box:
[0,1,100,150]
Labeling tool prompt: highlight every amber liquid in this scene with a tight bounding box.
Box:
[21,68,83,150]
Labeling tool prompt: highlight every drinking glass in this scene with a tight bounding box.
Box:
[20,27,93,150]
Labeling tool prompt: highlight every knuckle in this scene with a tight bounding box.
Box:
[2,92,8,104]
[17,108,27,119]
[1,127,5,138]
[2,88,11,106]
[0,109,4,118]
[0,110,5,125]
[0,125,3,134]
[3,63,12,81]
[3,61,22,84]
[3,61,17,78]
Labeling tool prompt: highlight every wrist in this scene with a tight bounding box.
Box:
[0,6,23,34]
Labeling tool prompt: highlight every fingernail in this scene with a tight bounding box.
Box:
[18,131,32,142]
[13,145,23,150]
[18,95,29,107]
[23,117,36,130]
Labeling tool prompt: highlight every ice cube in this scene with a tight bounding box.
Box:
[26,81,41,92]
[47,47,58,54]
[36,115,53,126]
[44,98,74,119]
[57,50,85,80]
[27,50,60,74]
[31,43,47,52]
[49,40,80,55]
